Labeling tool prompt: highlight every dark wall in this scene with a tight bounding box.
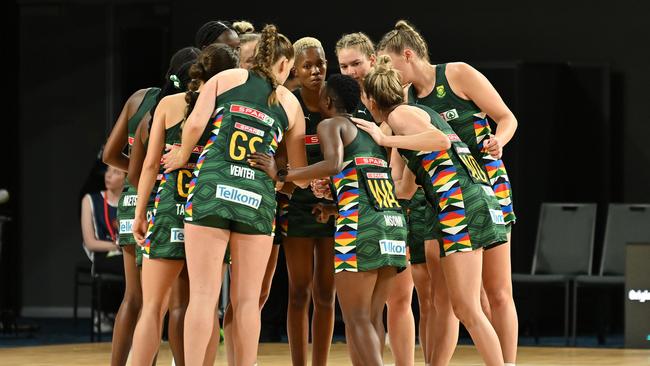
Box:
[14,0,650,321]
[17,2,170,311]
[170,0,649,201]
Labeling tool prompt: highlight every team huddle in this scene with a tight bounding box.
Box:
[103,18,519,366]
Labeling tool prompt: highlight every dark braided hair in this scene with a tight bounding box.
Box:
[325,74,361,114]
[151,46,200,118]
[194,20,237,49]
[250,24,294,105]
[185,43,239,122]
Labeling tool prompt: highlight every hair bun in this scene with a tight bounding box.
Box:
[375,54,393,72]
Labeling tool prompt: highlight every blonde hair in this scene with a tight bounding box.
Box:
[293,37,324,56]
[240,32,261,46]
[362,55,404,111]
[335,32,375,58]
[251,24,294,105]
[232,20,255,34]
[377,20,429,62]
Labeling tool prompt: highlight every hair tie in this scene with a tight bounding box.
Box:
[170,74,181,89]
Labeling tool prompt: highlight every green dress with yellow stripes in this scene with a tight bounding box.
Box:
[356,103,434,264]
[399,104,507,257]
[331,118,408,272]
[407,64,516,229]
[144,120,207,259]
[185,71,289,235]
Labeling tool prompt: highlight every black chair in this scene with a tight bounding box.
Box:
[571,203,650,345]
[73,262,93,326]
[512,203,597,345]
[73,259,124,342]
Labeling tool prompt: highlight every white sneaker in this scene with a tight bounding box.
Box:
[94,313,113,333]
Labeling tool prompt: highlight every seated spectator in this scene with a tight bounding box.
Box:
[80,164,125,330]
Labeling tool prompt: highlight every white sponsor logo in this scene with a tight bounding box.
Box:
[354,157,388,167]
[119,219,134,234]
[379,240,407,256]
[384,215,404,227]
[230,104,274,126]
[366,172,389,179]
[216,184,262,209]
[235,122,265,137]
[170,228,184,243]
[455,146,471,155]
[489,209,505,225]
[230,165,256,180]
[628,289,650,303]
[440,109,459,122]
[123,195,137,207]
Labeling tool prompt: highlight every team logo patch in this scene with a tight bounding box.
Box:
[216,184,262,209]
[128,136,135,146]
[379,240,407,256]
[235,122,265,137]
[230,104,274,126]
[170,228,184,243]
[119,219,134,234]
[436,85,447,98]
[489,209,505,225]
[122,195,137,207]
[305,135,320,145]
[440,108,459,121]
[354,157,388,167]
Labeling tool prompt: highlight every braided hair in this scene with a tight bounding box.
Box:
[194,20,237,49]
[184,43,239,121]
[250,24,294,105]
[376,20,430,62]
[335,32,375,59]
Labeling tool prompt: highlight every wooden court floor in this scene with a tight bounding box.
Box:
[1,342,648,365]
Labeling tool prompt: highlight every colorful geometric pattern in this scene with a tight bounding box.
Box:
[482,157,515,224]
[332,164,359,272]
[474,114,516,225]
[420,151,473,255]
[185,107,224,221]
[473,113,491,145]
[268,125,283,155]
[144,173,168,256]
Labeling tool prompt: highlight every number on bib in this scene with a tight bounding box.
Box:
[454,144,489,185]
[362,170,401,211]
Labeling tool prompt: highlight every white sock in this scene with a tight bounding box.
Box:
[504,363,516,366]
